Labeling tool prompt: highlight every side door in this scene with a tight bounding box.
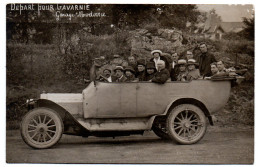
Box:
[136,82,171,117]
[96,82,137,118]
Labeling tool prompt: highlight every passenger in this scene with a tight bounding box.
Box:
[170,52,179,81]
[186,51,194,60]
[99,68,112,82]
[186,59,200,81]
[152,60,170,84]
[176,59,188,81]
[149,50,170,71]
[111,54,128,69]
[196,43,217,77]
[127,55,138,72]
[217,61,227,74]
[125,66,138,82]
[204,63,219,80]
[136,59,146,81]
[211,62,219,76]
[144,62,157,81]
[112,66,127,82]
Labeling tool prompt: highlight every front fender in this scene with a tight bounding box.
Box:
[34,99,89,136]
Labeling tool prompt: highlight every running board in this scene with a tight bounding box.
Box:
[77,117,156,131]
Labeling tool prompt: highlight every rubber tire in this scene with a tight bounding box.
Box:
[166,104,207,145]
[20,107,64,149]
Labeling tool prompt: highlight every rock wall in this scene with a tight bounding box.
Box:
[129,28,184,59]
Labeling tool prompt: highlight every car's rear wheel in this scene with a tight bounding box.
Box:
[20,107,64,149]
[166,104,207,144]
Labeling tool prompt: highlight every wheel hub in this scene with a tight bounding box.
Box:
[39,127,45,133]
[184,122,190,128]
[181,120,191,129]
[36,123,47,133]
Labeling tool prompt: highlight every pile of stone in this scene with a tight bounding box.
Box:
[129,28,184,59]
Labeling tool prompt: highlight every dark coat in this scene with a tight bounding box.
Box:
[144,73,155,81]
[126,75,137,82]
[128,63,138,75]
[152,68,170,84]
[170,61,179,81]
[136,71,146,81]
[196,52,217,77]
[112,75,127,82]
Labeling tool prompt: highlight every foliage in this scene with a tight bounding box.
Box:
[241,16,254,40]
[156,5,200,29]
[6,4,200,45]
[222,32,244,40]
[6,4,255,129]
[224,40,254,56]
[225,84,254,126]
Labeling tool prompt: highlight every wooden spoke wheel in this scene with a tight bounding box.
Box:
[20,107,63,149]
[166,104,207,144]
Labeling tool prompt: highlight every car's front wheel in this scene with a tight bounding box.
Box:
[166,104,207,144]
[20,107,64,149]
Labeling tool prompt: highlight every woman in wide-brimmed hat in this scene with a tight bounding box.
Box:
[149,49,170,71]
[186,59,201,81]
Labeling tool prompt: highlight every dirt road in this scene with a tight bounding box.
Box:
[6,125,254,164]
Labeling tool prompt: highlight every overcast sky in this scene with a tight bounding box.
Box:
[196,4,254,22]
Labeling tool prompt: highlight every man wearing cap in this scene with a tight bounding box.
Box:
[144,62,157,81]
[152,60,170,84]
[186,59,201,81]
[112,66,127,82]
[196,43,217,77]
[99,68,112,82]
[176,59,188,81]
[125,66,138,82]
[136,59,146,81]
[149,50,170,72]
[170,52,179,81]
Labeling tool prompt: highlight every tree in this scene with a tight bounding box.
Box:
[242,16,254,40]
[6,4,56,44]
[156,5,200,29]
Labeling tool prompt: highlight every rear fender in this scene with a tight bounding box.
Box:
[163,98,214,125]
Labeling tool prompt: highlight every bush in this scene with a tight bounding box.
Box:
[225,84,254,126]
[224,39,254,56]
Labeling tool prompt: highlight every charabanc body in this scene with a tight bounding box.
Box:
[21,79,234,149]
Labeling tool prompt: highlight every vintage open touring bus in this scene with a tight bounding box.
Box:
[20,76,241,149]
